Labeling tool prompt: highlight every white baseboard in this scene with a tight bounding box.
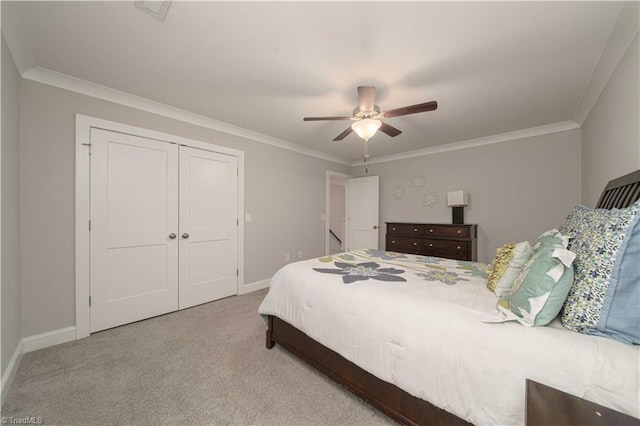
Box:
[22,326,77,353]
[1,339,24,404]
[239,279,270,295]
[1,326,77,403]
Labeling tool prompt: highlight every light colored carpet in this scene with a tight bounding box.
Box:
[2,289,394,425]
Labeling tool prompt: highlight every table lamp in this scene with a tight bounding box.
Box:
[447,190,468,225]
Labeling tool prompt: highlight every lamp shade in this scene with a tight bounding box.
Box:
[447,190,468,206]
[351,119,382,141]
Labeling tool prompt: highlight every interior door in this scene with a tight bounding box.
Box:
[179,146,238,309]
[346,176,380,250]
[90,129,179,333]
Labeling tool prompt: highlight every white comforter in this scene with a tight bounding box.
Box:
[258,250,640,425]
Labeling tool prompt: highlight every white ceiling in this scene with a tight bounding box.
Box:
[2,1,625,162]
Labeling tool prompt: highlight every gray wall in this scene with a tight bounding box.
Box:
[582,34,639,207]
[1,36,22,377]
[353,129,582,263]
[19,79,349,337]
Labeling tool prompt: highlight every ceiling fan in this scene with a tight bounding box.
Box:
[303,86,438,142]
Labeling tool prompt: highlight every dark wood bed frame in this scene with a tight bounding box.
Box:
[265,169,640,426]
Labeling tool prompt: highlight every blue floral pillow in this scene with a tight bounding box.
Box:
[560,201,640,344]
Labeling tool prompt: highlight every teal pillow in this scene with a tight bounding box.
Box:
[496,245,576,326]
[560,201,640,344]
[533,229,569,252]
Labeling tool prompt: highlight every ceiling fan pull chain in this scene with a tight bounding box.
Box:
[364,141,370,174]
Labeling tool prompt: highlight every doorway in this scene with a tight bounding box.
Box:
[325,172,381,255]
[325,171,349,255]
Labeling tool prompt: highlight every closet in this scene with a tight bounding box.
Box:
[89,128,238,332]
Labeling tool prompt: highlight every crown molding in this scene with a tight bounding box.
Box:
[351,120,581,167]
[21,66,351,166]
[22,67,583,169]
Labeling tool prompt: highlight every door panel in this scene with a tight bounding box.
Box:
[106,142,170,231]
[346,176,380,250]
[179,147,238,309]
[106,245,169,300]
[90,129,179,333]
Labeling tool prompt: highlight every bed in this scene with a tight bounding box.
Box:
[258,170,640,426]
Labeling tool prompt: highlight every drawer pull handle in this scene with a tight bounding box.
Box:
[457,230,461,234]
[429,229,433,233]
[429,244,433,247]
[392,227,396,231]
[457,246,461,250]
[392,240,396,244]
[413,242,418,246]
[414,228,418,232]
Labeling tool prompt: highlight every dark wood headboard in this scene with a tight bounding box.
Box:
[595,169,640,209]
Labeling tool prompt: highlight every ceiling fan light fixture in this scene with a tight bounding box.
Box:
[351,118,382,141]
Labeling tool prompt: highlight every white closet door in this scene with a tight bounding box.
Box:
[90,129,179,333]
[179,146,238,309]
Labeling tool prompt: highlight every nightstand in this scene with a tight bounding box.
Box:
[526,380,640,426]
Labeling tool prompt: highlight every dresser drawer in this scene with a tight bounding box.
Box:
[386,236,423,254]
[423,239,470,260]
[424,225,470,238]
[387,223,424,236]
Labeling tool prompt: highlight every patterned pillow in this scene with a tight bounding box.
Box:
[486,243,514,292]
[559,205,589,239]
[486,242,533,297]
[495,245,576,326]
[560,201,640,343]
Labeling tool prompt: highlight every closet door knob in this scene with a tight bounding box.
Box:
[182,233,190,239]
[168,233,177,239]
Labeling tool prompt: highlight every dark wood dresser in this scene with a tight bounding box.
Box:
[385,222,477,261]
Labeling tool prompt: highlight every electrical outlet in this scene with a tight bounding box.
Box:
[298,251,303,258]
[245,213,252,222]
[284,253,290,261]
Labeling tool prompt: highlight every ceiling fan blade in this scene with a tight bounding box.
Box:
[333,127,353,141]
[303,116,353,121]
[379,122,402,137]
[383,101,438,118]
[357,86,376,112]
